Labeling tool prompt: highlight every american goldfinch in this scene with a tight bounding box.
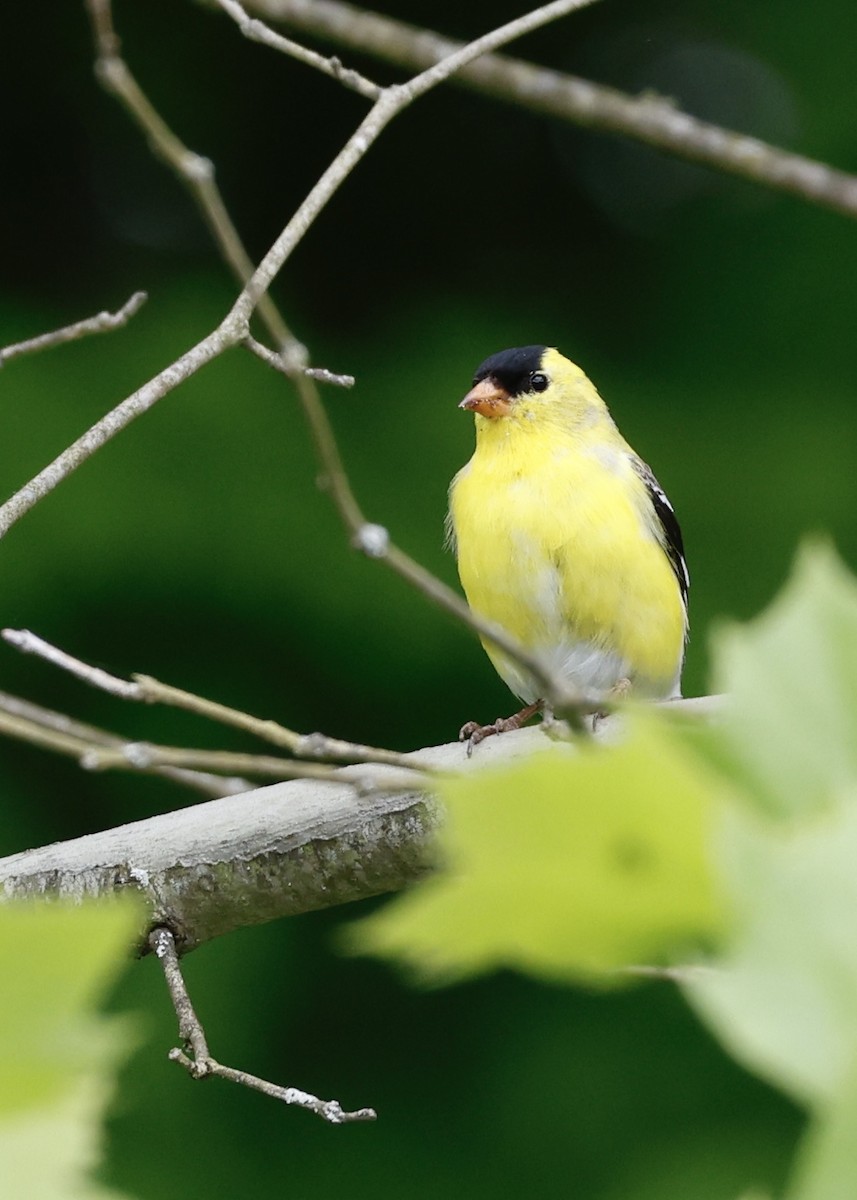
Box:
[447,345,689,744]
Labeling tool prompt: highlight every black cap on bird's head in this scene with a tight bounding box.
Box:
[473,346,547,394]
[460,345,549,419]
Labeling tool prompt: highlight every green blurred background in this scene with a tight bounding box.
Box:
[2,0,854,1194]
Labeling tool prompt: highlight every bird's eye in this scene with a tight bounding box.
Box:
[530,372,549,393]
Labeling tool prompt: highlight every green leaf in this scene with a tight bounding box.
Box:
[349,713,727,985]
[0,899,142,1199]
[710,542,857,818]
[687,800,857,1110]
[787,1065,857,1200]
[683,544,857,1200]
[0,1076,130,1200]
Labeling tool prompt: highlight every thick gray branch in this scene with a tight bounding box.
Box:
[0,733,497,952]
[0,761,441,954]
[0,700,720,953]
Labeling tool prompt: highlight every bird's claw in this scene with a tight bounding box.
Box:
[459,718,501,757]
[458,701,544,757]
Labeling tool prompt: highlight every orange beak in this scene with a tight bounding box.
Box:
[459,378,512,419]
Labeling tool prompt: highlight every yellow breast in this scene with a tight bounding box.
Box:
[449,410,686,703]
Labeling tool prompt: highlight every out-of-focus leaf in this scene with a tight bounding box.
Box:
[0,900,141,1198]
[687,801,857,1110]
[350,714,727,985]
[682,544,857,1200]
[709,542,857,819]
[786,1064,857,1200]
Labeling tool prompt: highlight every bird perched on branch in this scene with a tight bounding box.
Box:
[447,345,689,747]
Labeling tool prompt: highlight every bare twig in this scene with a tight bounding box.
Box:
[245,336,354,388]
[222,0,604,322]
[0,325,226,539]
[81,740,425,790]
[3,628,139,699]
[216,0,380,99]
[304,365,355,387]
[83,0,297,352]
[150,927,377,1122]
[2,628,436,772]
[0,691,251,797]
[1,1,602,715]
[243,0,857,220]
[622,963,717,984]
[1,0,597,546]
[0,292,147,368]
[247,348,597,719]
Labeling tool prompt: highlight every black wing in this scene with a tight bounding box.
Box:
[632,457,690,608]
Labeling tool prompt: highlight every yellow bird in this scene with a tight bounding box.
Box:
[447,345,689,745]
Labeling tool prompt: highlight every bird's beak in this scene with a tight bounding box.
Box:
[459,378,512,419]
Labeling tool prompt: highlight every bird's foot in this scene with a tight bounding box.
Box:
[459,700,544,757]
[592,677,633,732]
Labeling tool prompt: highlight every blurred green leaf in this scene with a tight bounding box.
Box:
[708,542,857,819]
[680,544,857,1200]
[0,900,141,1198]
[1,1076,130,1200]
[787,1065,857,1200]
[687,801,857,1110]
[350,714,727,985]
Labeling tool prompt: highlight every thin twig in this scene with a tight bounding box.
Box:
[246,336,354,388]
[82,740,425,790]
[150,927,377,1122]
[3,629,139,699]
[247,348,597,719]
[0,292,147,368]
[132,675,434,771]
[0,325,226,539]
[2,628,436,771]
[216,0,380,100]
[0,691,251,796]
[1,1,602,713]
[83,0,297,353]
[227,0,603,316]
[243,0,857,221]
[0,0,594,545]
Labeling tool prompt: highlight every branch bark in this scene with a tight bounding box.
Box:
[0,744,451,954]
[0,698,721,954]
[0,292,147,367]
[238,0,857,220]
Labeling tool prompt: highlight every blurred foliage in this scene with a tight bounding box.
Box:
[0,900,141,1199]
[351,717,727,983]
[353,546,857,1199]
[2,0,857,1196]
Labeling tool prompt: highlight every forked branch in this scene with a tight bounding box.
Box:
[240,0,857,219]
[151,927,377,1123]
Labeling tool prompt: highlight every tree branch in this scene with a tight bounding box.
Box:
[0,739,446,953]
[0,0,604,722]
[0,292,147,368]
[0,692,252,797]
[2,627,437,773]
[0,698,721,954]
[84,0,297,352]
[0,326,226,539]
[216,0,381,100]
[0,0,597,540]
[238,0,857,220]
[150,927,376,1122]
